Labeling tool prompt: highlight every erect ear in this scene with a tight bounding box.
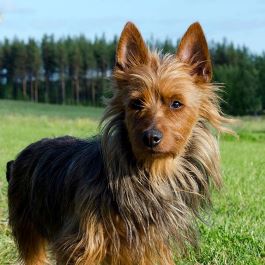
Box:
[177,22,212,82]
[116,22,149,69]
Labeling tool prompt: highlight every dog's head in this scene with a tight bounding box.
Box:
[104,22,223,162]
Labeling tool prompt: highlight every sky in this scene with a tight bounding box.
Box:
[0,0,265,54]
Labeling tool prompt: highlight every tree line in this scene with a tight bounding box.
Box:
[0,35,264,115]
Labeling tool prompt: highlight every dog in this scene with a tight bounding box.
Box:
[7,22,231,265]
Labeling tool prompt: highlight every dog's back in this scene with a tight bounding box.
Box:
[6,160,14,182]
[7,135,104,264]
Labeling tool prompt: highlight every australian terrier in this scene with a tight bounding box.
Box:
[7,22,230,265]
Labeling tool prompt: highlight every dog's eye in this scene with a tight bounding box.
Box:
[130,99,144,110]
[170,101,182,109]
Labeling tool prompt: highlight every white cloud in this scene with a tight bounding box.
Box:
[0,0,34,14]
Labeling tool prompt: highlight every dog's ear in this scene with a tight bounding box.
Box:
[177,22,212,82]
[116,22,149,69]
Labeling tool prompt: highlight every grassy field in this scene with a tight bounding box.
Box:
[0,100,264,265]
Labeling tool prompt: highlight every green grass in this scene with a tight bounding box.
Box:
[0,99,264,265]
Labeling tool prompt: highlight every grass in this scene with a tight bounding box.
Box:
[0,99,264,265]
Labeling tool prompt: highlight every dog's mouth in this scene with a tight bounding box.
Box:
[149,149,163,155]
[145,147,174,158]
[132,144,164,157]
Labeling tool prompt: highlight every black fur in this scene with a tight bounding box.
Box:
[8,136,108,241]
[6,160,14,182]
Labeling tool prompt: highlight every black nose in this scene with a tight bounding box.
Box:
[142,129,163,148]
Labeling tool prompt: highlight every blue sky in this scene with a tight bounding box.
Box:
[0,0,265,53]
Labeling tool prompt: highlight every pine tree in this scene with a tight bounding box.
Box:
[41,35,57,102]
[56,39,68,104]
[26,38,41,102]
[67,37,82,104]
[11,39,27,99]
[78,36,96,104]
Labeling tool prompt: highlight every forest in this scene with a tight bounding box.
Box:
[0,35,264,115]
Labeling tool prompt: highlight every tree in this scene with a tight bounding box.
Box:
[41,35,57,102]
[93,35,109,77]
[11,39,27,99]
[256,54,265,110]
[67,37,82,104]
[26,38,41,101]
[215,63,261,115]
[78,36,96,104]
[56,39,68,104]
